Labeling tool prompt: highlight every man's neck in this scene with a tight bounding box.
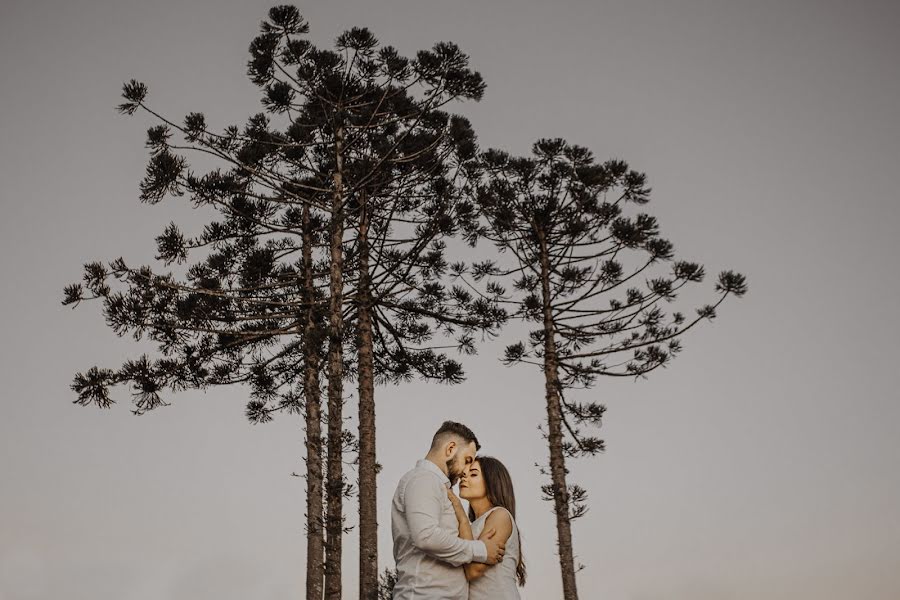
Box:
[424,454,448,477]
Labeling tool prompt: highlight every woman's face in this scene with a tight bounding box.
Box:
[458,459,486,501]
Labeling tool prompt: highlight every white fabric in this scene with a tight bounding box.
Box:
[392,459,488,600]
[468,506,522,600]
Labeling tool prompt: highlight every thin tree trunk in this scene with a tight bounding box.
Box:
[303,204,325,600]
[324,125,346,600]
[356,195,379,600]
[539,235,579,600]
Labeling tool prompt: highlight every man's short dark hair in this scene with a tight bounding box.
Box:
[431,420,480,451]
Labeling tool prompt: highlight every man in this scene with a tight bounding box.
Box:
[391,421,506,599]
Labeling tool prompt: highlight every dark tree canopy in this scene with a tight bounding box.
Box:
[65,6,502,415]
[473,139,746,454]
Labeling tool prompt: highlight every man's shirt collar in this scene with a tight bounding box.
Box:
[416,458,450,488]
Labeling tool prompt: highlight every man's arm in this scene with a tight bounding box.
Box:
[404,475,487,567]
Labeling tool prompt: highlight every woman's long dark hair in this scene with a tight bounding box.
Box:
[467,456,527,586]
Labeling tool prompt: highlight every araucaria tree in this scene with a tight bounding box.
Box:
[247,9,503,599]
[63,5,502,600]
[472,139,748,599]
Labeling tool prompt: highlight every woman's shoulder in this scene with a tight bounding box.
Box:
[484,506,515,532]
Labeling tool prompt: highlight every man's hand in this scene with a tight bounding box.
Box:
[479,527,506,565]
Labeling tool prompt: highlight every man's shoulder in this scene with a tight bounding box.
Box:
[395,464,441,501]
[399,464,442,486]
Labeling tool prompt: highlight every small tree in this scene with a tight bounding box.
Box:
[377,567,398,600]
[471,139,748,599]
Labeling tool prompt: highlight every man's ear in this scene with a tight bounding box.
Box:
[446,440,457,457]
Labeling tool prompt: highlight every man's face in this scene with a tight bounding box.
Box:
[445,440,478,485]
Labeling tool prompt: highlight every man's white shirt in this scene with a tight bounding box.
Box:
[391,459,488,599]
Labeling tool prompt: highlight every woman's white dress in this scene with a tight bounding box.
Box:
[469,506,521,600]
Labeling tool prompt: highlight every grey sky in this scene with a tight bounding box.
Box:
[2,1,899,598]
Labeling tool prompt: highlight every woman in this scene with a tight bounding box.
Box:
[447,456,526,599]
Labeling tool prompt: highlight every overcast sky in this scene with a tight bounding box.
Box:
[2,1,899,599]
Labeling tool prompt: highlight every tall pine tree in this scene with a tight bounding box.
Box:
[246,12,505,599]
[247,11,504,597]
[470,139,748,599]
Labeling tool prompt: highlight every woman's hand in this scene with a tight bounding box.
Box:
[447,487,465,514]
[448,487,475,542]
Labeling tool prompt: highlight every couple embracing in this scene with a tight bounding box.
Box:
[391,421,526,599]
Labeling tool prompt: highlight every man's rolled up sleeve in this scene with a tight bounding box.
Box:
[470,539,487,563]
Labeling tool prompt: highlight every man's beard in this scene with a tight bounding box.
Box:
[446,456,463,485]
